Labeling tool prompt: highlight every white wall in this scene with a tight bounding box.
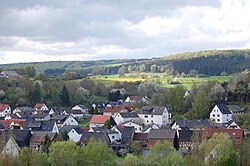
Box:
[68,129,82,142]
[63,115,79,126]
[210,105,232,124]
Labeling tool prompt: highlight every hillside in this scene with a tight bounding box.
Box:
[1,49,250,76]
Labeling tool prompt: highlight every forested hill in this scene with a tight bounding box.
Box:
[164,49,250,75]
[1,49,250,76]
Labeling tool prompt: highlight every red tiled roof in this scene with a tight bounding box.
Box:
[0,119,26,129]
[102,106,127,113]
[0,104,10,112]
[203,128,243,145]
[81,127,90,132]
[34,103,45,109]
[129,96,144,101]
[89,115,111,124]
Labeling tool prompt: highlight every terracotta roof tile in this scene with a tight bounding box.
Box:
[89,115,111,124]
[0,104,10,112]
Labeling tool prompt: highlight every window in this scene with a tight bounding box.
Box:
[144,115,148,118]
[217,114,220,117]
[213,114,215,117]
[217,119,220,122]
[147,120,149,123]
[151,120,153,123]
[151,115,153,118]
[112,136,115,139]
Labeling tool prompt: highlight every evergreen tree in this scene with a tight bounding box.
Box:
[60,85,70,106]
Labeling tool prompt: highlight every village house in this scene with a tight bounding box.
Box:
[227,105,244,115]
[0,136,20,157]
[91,102,106,113]
[121,121,143,133]
[227,120,241,129]
[12,107,35,119]
[171,119,212,130]
[0,104,11,117]
[102,106,129,118]
[29,132,56,150]
[138,106,169,127]
[71,105,88,118]
[50,114,78,128]
[210,104,232,125]
[142,123,160,133]
[146,129,178,150]
[203,128,244,151]
[125,96,148,104]
[26,120,59,134]
[89,115,116,128]
[34,103,49,114]
[80,132,110,145]
[0,119,26,129]
[114,112,140,125]
[177,130,193,152]
[0,70,21,78]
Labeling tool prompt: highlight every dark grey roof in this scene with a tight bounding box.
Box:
[139,106,166,115]
[178,130,193,142]
[217,104,232,114]
[50,114,68,120]
[32,114,50,118]
[15,107,35,113]
[121,126,134,145]
[80,132,110,144]
[90,127,108,133]
[227,105,243,113]
[175,119,212,130]
[28,121,41,128]
[74,127,84,134]
[119,112,139,118]
[0,129,31,148]
[40,121,56,132]
[60,125,79,134]
[148,129,176,139]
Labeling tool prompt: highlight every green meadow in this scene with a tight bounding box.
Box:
[90,73,232,89]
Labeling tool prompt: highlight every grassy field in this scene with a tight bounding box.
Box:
[90,73,232,89]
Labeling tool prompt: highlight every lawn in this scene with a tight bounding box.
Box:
[90,73,232,89]
[78,120,89,127]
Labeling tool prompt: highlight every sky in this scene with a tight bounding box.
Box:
[0,0,250,64]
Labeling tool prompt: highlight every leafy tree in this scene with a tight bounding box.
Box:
[60,85,70,106]
[192,86,210,119]
[30,150,49,166]
[19,147,30,166]
[139,64,146,73]
[41,135,52,154]
[128,65,133,74]
[143,141,183,166]
[210,83,226,105]
[82,138,116,166]
[240,137,250,166]
[123,154,141,166]
[0,154,18,166]
[104,120,111,129]
[150,64,158,73]
[129,141,143,156]
[33,82,42,103]
[49,141,77,166]
[168,86,186,114]
[118,66,127,77]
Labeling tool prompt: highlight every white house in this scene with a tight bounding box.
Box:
[51,115,78,128]
[0,104,11,117]
[89,115,111,128]
[114,112,140,125]
[138,106,169,127]
[210,104,232,124]
[121,121,143,133]
[108,130,120,144]
[110,125,124,141]
[227,121,241,129]
[34,103,49,114]
[68,127,84,142]
[1,136,20,157]
[0,71,20,78]
[142,123,160,133]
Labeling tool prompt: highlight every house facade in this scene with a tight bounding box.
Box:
[114,112,140,125]
[138,106,169,127]
[0,104,11,117]
[210,104,232,124]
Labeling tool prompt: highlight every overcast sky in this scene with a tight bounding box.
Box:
[0,0,249,64]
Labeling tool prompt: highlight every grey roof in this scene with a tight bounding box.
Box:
[60,125,79,134]
[0,129,31,148]
[50,114,68,120]
[217,104,232,114]
[133,133,148,141]
[174,119,212,130]
[142,124,159,132]
[227,105,243,113]
[90,127,108,133]
[119,112,139,118]
[80,132,110,144]
[40,121,56,132]
[178,130,193,142]
[122,126,134,139]
[139,106,166,115]
[148,129,176,139]
[15,107,35,113]
[1,70,20,76]
[32,114,50,118]
[28,121,41,128]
